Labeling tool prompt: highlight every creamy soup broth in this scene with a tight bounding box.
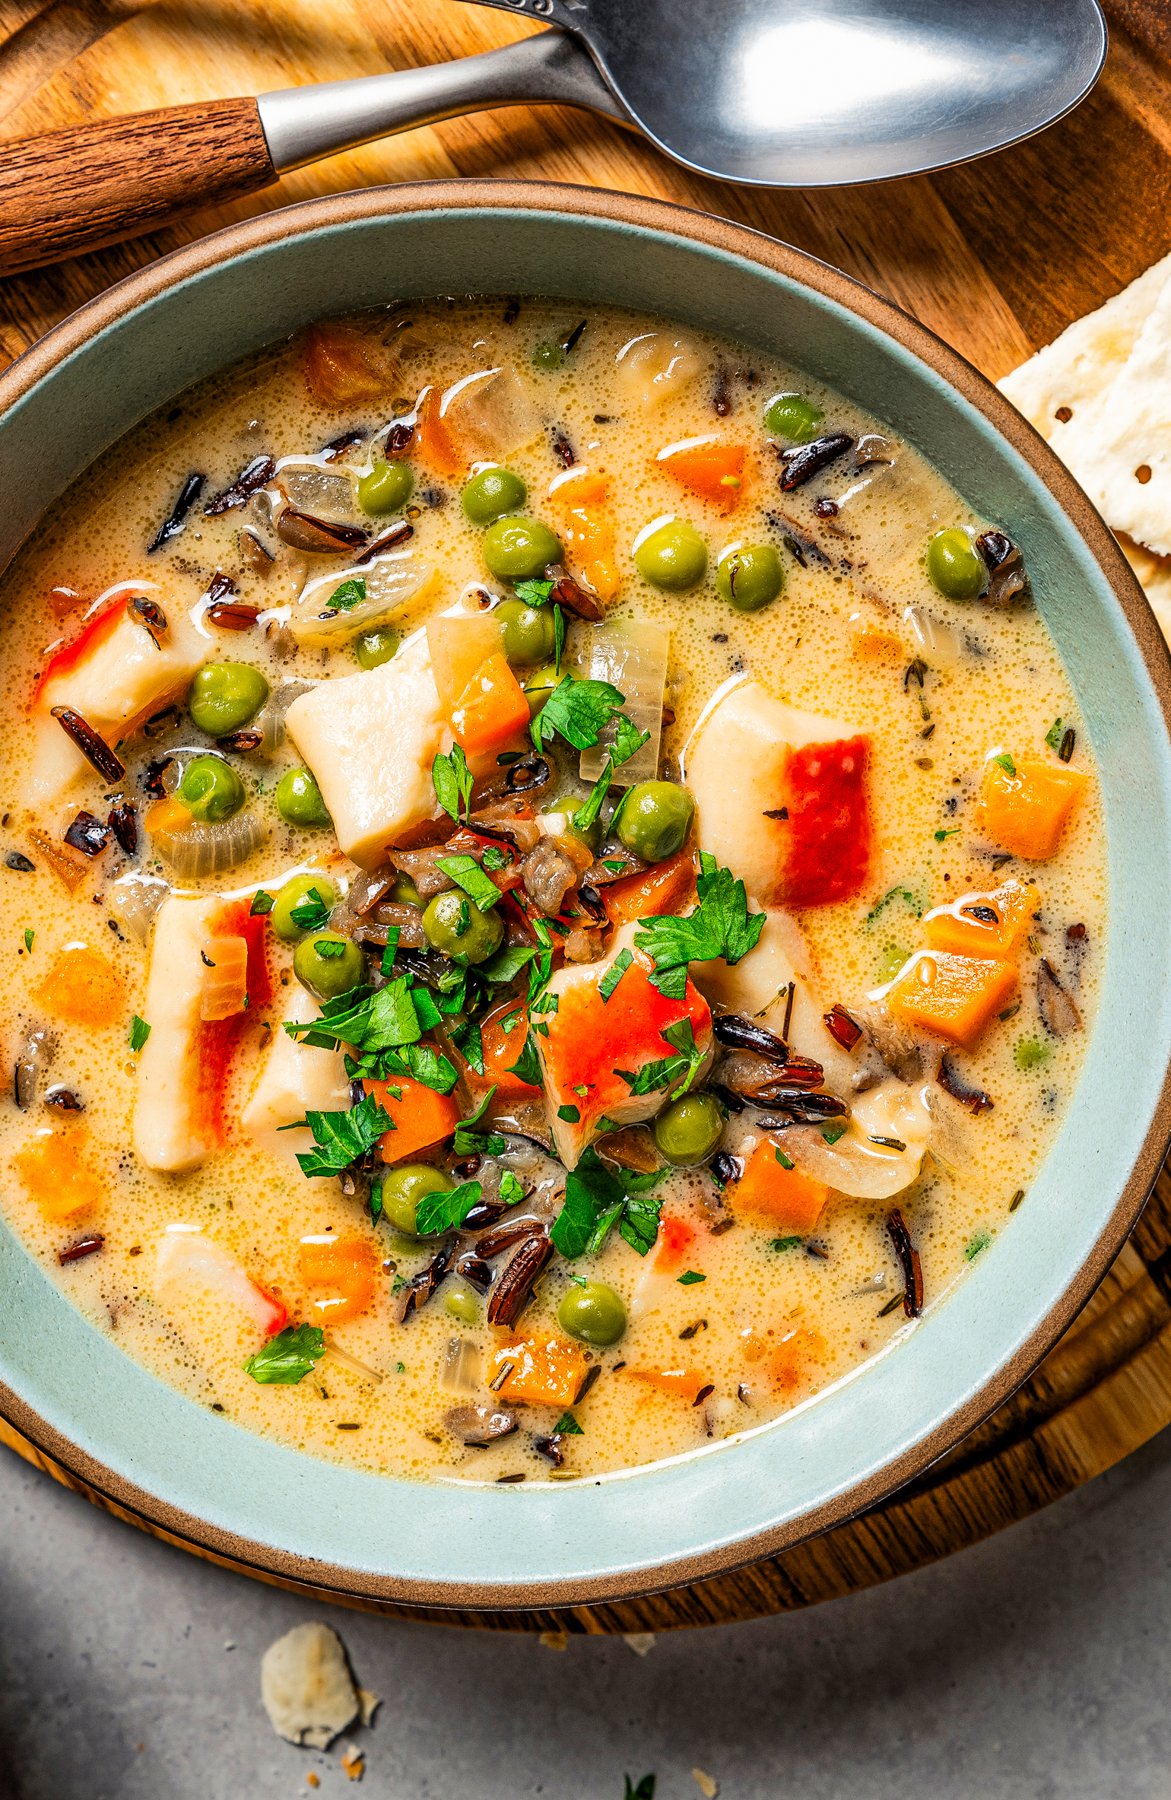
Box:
[0,298,1103,1481]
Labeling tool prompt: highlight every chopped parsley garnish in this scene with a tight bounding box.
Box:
[250,889,275,916]
[451,1017,484,1076]
[933,827,960,843]
[677,1270,706,1285]
[557,1103,581,1123]
[551,1146,668,1259]
[286,1091,392,1178]
[514,577,556,607]
[431,743,474,822]
[481,944,536,986]
[864,886,922,928]
[369,1174,384,1226]
[553,1410,583,1436]
[624,1777,656,1800]
[617,1017,706,1097]
[992,751,1017,776]
[1044,718,1064,752]
[289,885,332,932]
[771,1235,803,1254]
[314,938,347,959]
[821,1122,846,1146]
[530,675,630,756]
[325,576,367,613]
[244,1324,325,1386]
[633,853,764,999]
[553,602,567,675]
[416,1177,483,1236]
[506,1031,542,1087]
[436,853,502,913]
[964,1227,993,1261]
[453,1086,506,1156]
[775,1147,794,1170]
[22,928,33,953]
[129,1014,151,1052]
[598,947,633,1003]
[481,843,509,872]
[499,1170,526,1208]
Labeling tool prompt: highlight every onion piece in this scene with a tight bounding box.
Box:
[903,604,964,669]
[291,552,434,646]
[783,1078,933,1200]
[578,620,668,786]
[109,871,170,943]
[440,1337,482,1395]
[14,1025,55,1110]
[440,365,542,460]
[153,810,267,880]
[255,679,318,755]
[276,461,362,524]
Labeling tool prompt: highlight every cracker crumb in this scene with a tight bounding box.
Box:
[357,1687,382,1728]
[539,1631,569,1652]
[307,1776,321,1791]
[341,1744,365,1781]
[693,1769,720,1798]
[624,1632,657,1657]
[261,1622,360,1749]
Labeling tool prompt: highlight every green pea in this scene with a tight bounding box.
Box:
[188,663,269,738]
[292,931,364,1001]
[482,516,562,582]
[495,598,556,666]
[380,1163,452,1239]
[557,1281,627,1347]
[354,626,400,670]
[764,392,824,444]
[716,543,784,613]
[388,872,422,908]
[357,459,413,516]
[617,781,695,863]
[271,873,338,944]
[443,1279,481,1325]
[177,754,245,823]
[926,527,986,600]
[276,767,332,829]
[523,662,561,720]
[460,465,527,525]
[653,1093,724,1167]
[422,890,504,965]
[633,517,708,592]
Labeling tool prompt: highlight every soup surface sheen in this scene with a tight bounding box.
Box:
[0,298,1103,1483]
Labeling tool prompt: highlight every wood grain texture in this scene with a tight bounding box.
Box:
[0,97,275,274]
[1,0,1170,1631]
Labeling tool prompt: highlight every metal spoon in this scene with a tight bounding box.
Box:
[0,0,1107,277]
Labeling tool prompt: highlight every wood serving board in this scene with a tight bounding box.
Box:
[2,0,1171,1634]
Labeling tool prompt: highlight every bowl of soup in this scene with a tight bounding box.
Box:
[1,182,1169,1609]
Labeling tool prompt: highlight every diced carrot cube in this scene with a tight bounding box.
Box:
[656,435,747,510]
[449,652,531,757]
[884,950,1018,1048]
[623,1367,710,1404]
[779,734,872,907]
[491,1335,589,1407]
[461,999,540,1101]
[923,879,1039,961]
[655,1214,698,1270]
[602,849,697,927]
[549,467,620,601]
[14,1125,99,1221]
[298,1235,379,1325]
[34,944,121,1029]
[978,756,1087,861]
[730,1139,830,1233]
[770,1326,827,1394]
[144,795,192,837]
[366,1076,459,1163]
[415,382,465,480]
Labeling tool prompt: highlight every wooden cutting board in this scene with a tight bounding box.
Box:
[2,0,1171,1634]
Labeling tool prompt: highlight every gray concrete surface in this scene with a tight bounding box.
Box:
[3,1430,1171,1800]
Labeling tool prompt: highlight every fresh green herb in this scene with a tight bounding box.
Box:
[1044,718,1064,752]
[624,1778,656,1800]
[602,858,628,876]
[1014,1036,1050,1071]
[530,676,630,756]
[431,744,474,822]
[380,1041,460,1095]
[634,853,764,998]
[964,1228,993,1262]
[287,977,422,1056]
[557,1103,581,1123]
[416,1178,483,1236]
[864,886,922,928]
[506,1032,542,1087]
[933,827,960,843]
[875,944,910,983]
[380,929,400,978]
[436,853,502,913]
[551,1146,667,1259]
[129,1015,151,1052]
[244,1324,325,1386]
[770,1235,803,1254]
[453,1086,506,1156]
[992,751,1017,776]
[452,1018,484,1077]
[481,843,509,872]
[22,928,33,953]
[514,577,556,607]
[554,1410,584,1436]
[499,1170,526,1208]
[482,944,536,986]
[598,948,634,1003]
[289,885,332,932]
[288,1092,392,1178]
[368,1175,384,1226]
[553,603,567,675]
[775,1148,794,1170]
[678,1270,706,1285]
[617,1017,706,1098]
[821,1122,846,1146]
[325,576,367,613]
[314,937,347,959]
[250,890,274,916]
[573,758,616,835]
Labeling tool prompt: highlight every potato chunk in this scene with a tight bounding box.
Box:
[242,986,351,1156]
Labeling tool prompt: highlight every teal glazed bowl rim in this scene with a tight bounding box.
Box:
[2,181,1170,1613]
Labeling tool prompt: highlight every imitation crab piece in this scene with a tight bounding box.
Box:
[154,1225,286,1340]
[535,924,714,1167]
[284,632,449,870]
[685,678,872,908]
[133,895,268,1172]
[241,985,350,1156]
[29,586,207,806]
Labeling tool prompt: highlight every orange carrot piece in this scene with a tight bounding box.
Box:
[298,1236,379,1325]
[34,944,121,1029]
[415,382,465,480]
[770,1326,827,1394]
[491,1335,589,1407]
[144,795,192,837]
[548,467,620,601]
[367,1076,459,1164]
[623,1366,710,1404]
[730,1139,831,1233]
[923,879,1040,961]
[884,950,1018,1048]
[14,1125,99,1221]
[450,652,531,757]
[301,322,393,408]
[977,756,1087,861]
[462,999,540,1101]
[602,849,698,927]
[655,435,747,510]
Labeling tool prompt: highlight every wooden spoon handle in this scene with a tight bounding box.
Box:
[0,98,277,277]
